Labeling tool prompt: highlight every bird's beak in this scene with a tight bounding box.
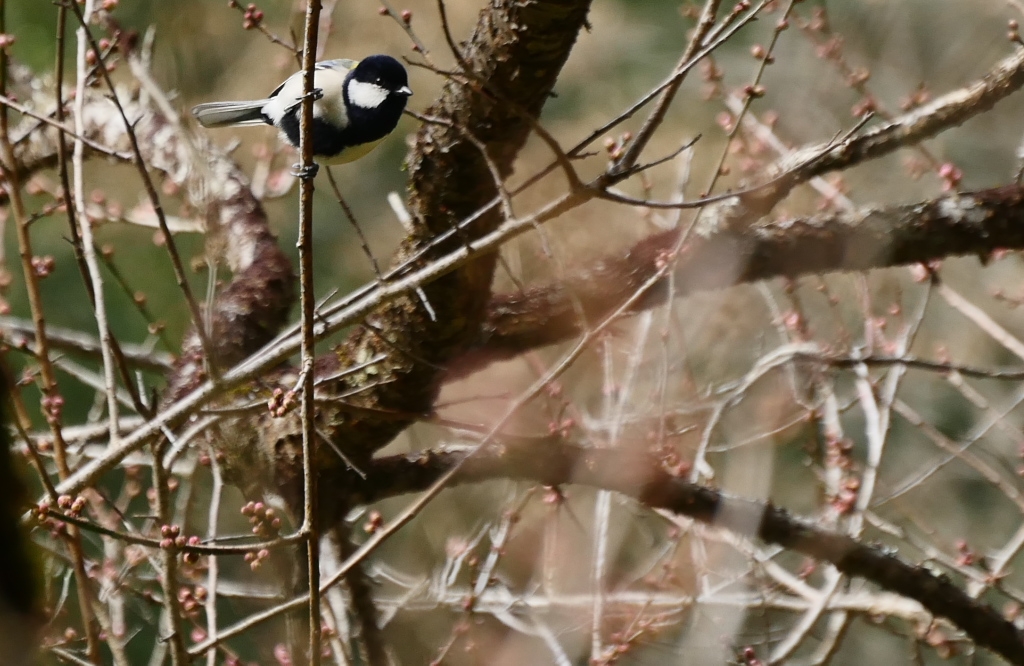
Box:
[397,86,413,97]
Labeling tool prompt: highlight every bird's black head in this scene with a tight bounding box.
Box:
[341,55,412,145]
[349,55,412,101]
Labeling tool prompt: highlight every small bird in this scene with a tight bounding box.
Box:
[191,55,412,177]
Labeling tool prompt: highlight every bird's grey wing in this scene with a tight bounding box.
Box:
[191,99,271,128]
[266,60,355,99]
[316,59,359,73]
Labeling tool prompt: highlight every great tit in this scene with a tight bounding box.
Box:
[191,55,412,174]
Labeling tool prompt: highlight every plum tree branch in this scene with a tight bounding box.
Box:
[356,439,1024,664]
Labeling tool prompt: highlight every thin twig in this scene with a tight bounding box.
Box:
[205,456,224,666]
[325,168,382,278]
[705,0,798,195]
[150,441,188,663]
[66,0,126,443]
[297,1,324,662]
[613,0,721,173]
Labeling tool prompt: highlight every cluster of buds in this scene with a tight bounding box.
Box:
[954,539,976,567]
[824,435,854,471]
[244,548,271,571]
[159,524,202,563]
[236,2,264,30]
[743,83,767,100]
[654,443,691,478]
[832,475,860,515]
[267,388,296,417]
[603,132,633,162]
[739,646,764,666]
[41,393,65,423]
[177,585,208,617]
[241,501,282,538]
[654,248,679,271]
[363,509,384,534]
[596,640,635,663]
[32,497,78,535]
[851,95,877,118]
[600,616,657,664]
[18,366,37,386]
[823,435,861,515]
[198,450,226,467]
[547,417,575,439]
[56,494,87,518]
[938,162,963,192]
[31,256,55,278]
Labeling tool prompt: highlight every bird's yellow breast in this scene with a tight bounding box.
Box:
[322,136,386,165]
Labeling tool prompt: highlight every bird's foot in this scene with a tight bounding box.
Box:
[290,161,320,180]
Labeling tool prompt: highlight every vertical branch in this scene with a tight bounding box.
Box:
[204,456,224,666]
[53,3,93,303]
[333,521,387,665]
[0,1,100,661]
[70,0,121,445]
[297,1,323,663]
[151,443,188,664]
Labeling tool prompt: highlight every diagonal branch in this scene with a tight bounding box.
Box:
[356,439,1024,664]
[450,184,1024,378]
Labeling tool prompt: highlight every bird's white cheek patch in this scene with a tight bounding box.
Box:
[348,81,389,109]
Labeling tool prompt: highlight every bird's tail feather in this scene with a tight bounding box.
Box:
[191,100,270,128]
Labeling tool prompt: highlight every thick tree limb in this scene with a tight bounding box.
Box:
[450,185,1024,378]
[356,440,1024,664]
[226,0,595,518]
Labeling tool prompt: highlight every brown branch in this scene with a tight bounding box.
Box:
[356,440,1024,664]
[612,0,721,173]
[330,521,387,666]
[296,0,324,661]
[728,47,1024,225]
[449,184,1024,378]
